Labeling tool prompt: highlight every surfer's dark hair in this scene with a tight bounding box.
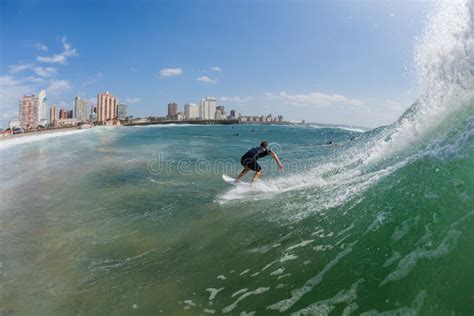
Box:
[260,141,268,148]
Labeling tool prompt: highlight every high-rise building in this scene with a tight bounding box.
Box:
[67,110,74,119]
[215,105,225,119]
[184,103,199,119]
[167,102,178,119]
[90,106,97,122]
[74,97,88,122]
[216,105,225,114]
[38,90,48,126]
[50,106,57,127]
[59,108,67,119]
[230,109,240,119]
[118,103,128,120]
[200,97,216,120]
[97,91,118,124]
[19,95,39,130]
[8,118,20,129]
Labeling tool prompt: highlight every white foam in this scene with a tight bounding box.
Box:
[231,288,248,298]
[291,279,364,316]
[222,287,270,313]
[0,129,89,150]
[206,287,225,301]
[270,268,285,276]
[286,240,314,251]
[268,244,354,312]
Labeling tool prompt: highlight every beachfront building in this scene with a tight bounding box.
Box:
[8,118,20,129]
[230,110,240,120]
[59,108,67,119]
[215,105,225,120]
[167,102,178,120]
[97,91,118,124]
[74,97,88,123]
[184,103,199,119]
[19,95,39,131]
[200,97,216,120]
[90,106,97,122]
[57,118,78,127]
[50,106,57,127]
[118,103,128,120]
[38,90,48,126]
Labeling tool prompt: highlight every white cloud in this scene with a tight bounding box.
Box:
[196,76,217,84]
[275,90,364,107]
[9,63,33,73]
[159,68,182,77]
[23,76,46,84]
[125,97,141,104]
[33,42,48,51]
[0,76,39,113]
[34,66,56,77]
[37,36,78,64]
[210,66,222,72]
[9,64,56,77]
[219,96,250,103]
[47,80,71,96]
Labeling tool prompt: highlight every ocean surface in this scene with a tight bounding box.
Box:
[1,1,474,315]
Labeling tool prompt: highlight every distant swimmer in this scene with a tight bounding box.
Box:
[235,141,283,183]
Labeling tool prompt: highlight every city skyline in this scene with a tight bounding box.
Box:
[1,1,430,128]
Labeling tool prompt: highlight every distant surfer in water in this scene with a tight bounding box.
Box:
[235,141,283,183]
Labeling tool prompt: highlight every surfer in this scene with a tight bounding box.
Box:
[235,141,283,183]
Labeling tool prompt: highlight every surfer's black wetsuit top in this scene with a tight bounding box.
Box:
[240,146,272,172]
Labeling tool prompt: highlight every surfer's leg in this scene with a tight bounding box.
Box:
[251,171,262,183]
[251,163,262,183]
[235,167,249,183]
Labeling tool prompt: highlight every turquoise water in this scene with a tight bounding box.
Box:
[2,0,474,314]
[0,120,473,315]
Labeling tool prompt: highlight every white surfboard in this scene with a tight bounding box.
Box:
[222,174,251,186]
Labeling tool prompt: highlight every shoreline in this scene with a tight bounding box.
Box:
[0,126,87,142]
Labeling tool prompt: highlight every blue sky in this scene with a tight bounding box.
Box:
[0,0,430,128]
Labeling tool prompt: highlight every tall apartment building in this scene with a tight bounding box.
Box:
[215,105,225,120]
[59,108,67,119]
[97,91,118,124]
[50,106,57,127]
[19,95,39,130]
[74,97,88,122]
[228,110,240,119]
[90,106,97,122]
[167,102,178,119]
[200,97,216,120]
[118,103,128,120]
[38,90,48,126]
[184,103,199,119]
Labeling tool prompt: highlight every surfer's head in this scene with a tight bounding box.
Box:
[260,141,268,148]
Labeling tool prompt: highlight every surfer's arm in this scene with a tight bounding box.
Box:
[271,152,284,171]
